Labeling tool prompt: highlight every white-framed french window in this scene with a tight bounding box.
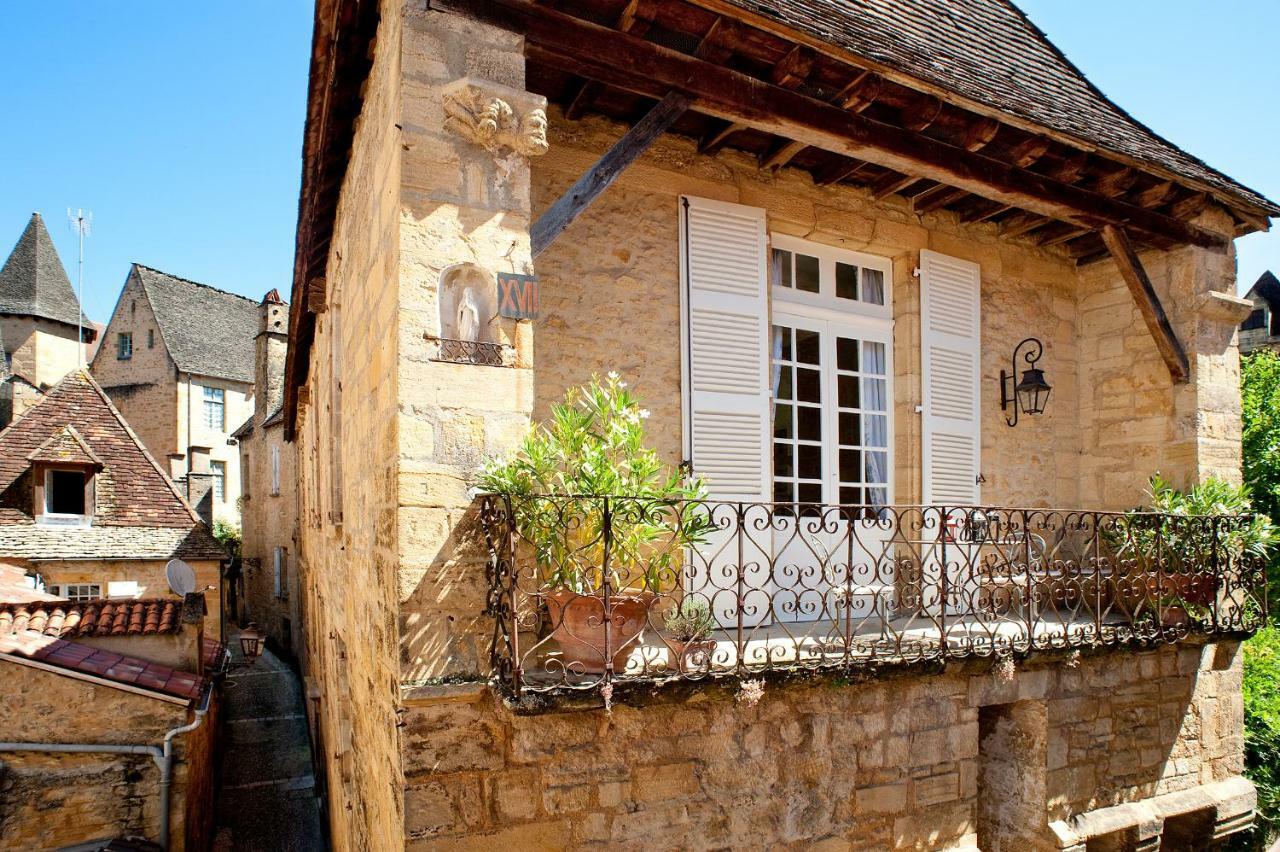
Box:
[48,583,102,602]
[203,386,226,430]
[210,460,227,503]
[40,468,92,527]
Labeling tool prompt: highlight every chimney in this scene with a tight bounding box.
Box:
[188,446,211,474]
[168,453,186,480]
[185,473,214,527]
[256,289,289,423]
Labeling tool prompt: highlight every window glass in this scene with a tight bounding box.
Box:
[117,333,132,360]
[836,262,858,300]
[147,329,155,348]
[770,248,793,289]
[862,268,886,305]
[47,470,86,515]
[203,386,226,430]
[54,583,101,602]
[210,460,226,502]
[795,254,820,293]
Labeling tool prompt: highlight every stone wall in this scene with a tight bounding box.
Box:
[239,422,301,654]
[31,557,223,627]
[295,0,406,850]
[176,374,251,525]
[0,661,214,851]
[1,314,83,388]
[532,109,1082,511]
[91,270,180,466]
[398,642,1247,850]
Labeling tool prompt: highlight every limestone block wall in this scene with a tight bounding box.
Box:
[239,424,301,654]
[531,110,1082,511]
[0,315,82,389]
[32,557,222,627]
[177,374,251,524]
[91,270,180,465]
[398,642,1244,850]
[0,662,212,851]
[295,0,405,849]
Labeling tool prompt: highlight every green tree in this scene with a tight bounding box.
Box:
[1242,350,1280,523]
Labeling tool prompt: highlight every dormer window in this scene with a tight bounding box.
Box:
[37,467,93,526]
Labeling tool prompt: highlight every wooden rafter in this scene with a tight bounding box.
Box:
[999,212,1051,239]
[871,171,922,200]
[913,184,968,213]
[564,0,653,120]
[961,117,1000,152]
[458,0,1228,249]
[532,92,691,256]
[1010,136,1050,168]
[1100,224,1190,383]
[813,158,870,187]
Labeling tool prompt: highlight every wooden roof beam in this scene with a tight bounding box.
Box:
[961,117,1000,152]
[564,0,653,120]
[813,157,870,186]
[871,171,923,200]
[532,92,690,256]
[913,185,969,213]
[1000,211,1052,238]
[1036,224,1091,247]
[1100,224,1190,383]
[960,201,1012,224]
[901,94,943,132]
[772,71,881,172]
[473,0,1227,249]
[1011,136,1051,168]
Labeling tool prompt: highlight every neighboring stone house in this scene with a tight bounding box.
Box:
[0,594,223,850]
[284,0,1275,849]
[91,264,258,525]
[1237,270,1280,355]
[0,213,99,427]
[230,289,302,658]
[0,369,226,627]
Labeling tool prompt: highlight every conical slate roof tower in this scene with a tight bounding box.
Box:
[0,213,85,328]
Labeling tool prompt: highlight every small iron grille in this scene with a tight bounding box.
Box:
[428,336,504,367]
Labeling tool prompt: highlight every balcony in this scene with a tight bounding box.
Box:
[480,496,1268,697]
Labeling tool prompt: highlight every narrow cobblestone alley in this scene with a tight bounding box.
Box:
[213,633,325,851]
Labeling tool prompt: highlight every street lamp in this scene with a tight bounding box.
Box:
[1000,338,1052,427]
[239,623,265,664]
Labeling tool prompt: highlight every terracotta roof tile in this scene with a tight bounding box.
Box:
[0,598,183,639]
[0,630,207,703]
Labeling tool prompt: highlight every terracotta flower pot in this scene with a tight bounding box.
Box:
[545,589,652,674]
[1160,606,1191,628]
[669,638,717,673]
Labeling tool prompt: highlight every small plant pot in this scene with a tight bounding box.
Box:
[545,589,652,674]
[669,638,717,673]
[1160,606,1191,628]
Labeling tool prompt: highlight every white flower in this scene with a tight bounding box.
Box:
[638,409,651,419]
[607,371,619,380]
[736,678,765,708]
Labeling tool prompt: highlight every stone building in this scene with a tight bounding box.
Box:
[0,593,223,850]
[0,369,226,627]
[231,289,302,657]
[1237,270,1280,355]
[0,213,99,427]
[283,0,1275,849]
[91,264,259,525]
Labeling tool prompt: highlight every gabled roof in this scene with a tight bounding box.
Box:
[0,370,225,560]
[714,0,1277,216]
[132,264,259,384]
[0,213,88,328]
[1244,271,1280,309]
[27,425,104,468]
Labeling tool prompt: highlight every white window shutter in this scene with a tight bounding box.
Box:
[679,195,770,501]
[920,249,981,506]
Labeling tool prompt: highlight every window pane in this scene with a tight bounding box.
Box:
[795,329,821,365]
[797,406,821,441]
[863,341,886,375]
[798,444,822,480]
[862,268,885,305]
[797,483,823,506]
[211,461,226,502]
[867,487,888,508]
[864,414,888,448]
[865,451,889,485]
[48,471,86,515]
[773,481,794,505]
[773,443,794,477]
[796,367,821,403]
[838,375,860,408]
[772,325,791,362]
[836,337,859,372]
[795,254,820,293]
[840,487,863,507]
[839,412,861,446]
[839,449,861,482]
[775,365,793,400]
[862,377,887,411]
[771,249,793,289]
[773,403,794,439]
[836,262,858,300]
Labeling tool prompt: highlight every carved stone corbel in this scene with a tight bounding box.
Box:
[442,78,549,161]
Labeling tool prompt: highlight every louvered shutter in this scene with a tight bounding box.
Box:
[920,250,981,506]
[679,196,769,500]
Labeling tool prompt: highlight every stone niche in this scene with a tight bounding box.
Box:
[438,263,498,344]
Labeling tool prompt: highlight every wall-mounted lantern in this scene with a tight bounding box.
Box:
[239,623,265,665]
[1000,338,1051,427]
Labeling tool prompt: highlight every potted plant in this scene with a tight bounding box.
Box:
[479,373,711,674]
[663,597,718,673]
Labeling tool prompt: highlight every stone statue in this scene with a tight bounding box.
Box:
[456,288,481,342]
[443,88,549,159]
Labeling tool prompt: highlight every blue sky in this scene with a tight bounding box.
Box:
[1,2,1276,323]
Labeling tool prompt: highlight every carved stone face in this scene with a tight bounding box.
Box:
[520,109,549,157]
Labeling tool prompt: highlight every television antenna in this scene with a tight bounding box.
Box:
[67,209,92,368]
[165,558,198,596]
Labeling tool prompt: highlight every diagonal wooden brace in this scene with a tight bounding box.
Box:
[1100,225,1190,383]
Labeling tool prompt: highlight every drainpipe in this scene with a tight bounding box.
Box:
[0,687,211,851]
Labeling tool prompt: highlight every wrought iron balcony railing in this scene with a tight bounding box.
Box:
[480,496,1268,697]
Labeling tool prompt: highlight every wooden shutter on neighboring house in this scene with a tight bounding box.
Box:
[679,196,770,501]
[920,250,982,506]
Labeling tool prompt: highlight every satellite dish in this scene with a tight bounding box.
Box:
[166,559,197,596]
